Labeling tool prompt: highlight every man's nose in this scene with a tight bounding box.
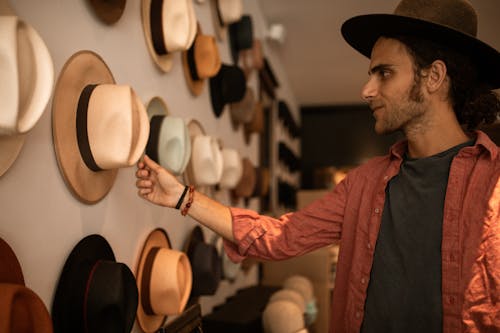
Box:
[361,77,378,102]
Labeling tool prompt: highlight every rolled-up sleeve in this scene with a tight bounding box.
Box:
[223,181,348,263]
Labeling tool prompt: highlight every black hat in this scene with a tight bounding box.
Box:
[52,234,138,333]
[228,15,254,64]
[184,226,222,298]
[341,0,500,88]
[209,64,246,118]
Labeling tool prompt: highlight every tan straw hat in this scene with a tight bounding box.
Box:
[0,15,54,177]
[141,0,197,73]
[182,24,222,96]
[86,0,126,25]
[209,0,243,40]
[262,300,308,333]
[52,50,149,204]
[135,228,193,333]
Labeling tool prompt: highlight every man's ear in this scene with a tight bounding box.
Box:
[425,60,448,94]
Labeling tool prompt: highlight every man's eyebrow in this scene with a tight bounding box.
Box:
[368,64,393,75]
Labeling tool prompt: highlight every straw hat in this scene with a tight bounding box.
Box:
[52,234,138,333]
[141,0,197,73]
[219,147,243,190]
[0,15,53,177]
[135,229,192,333]
[86,0,126,25]
[52,50,149,204]
[209,64,246,118]
[341,0,500,88]
[182,24,221,96]
[0,237,53,333]
[262,300,308,333]
[209,0,243,40]
[145,96,191,175]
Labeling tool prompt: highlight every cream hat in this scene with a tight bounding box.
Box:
[145,97,191,175]
[269,289,306,314]
[219,147,243,189]
[141,0,197,72]
[191,134,223,186]
[0,15,54,177]
[262,300,308,333]
[52,50,149,204]
[210,0,243,40]
[283,275,318,326]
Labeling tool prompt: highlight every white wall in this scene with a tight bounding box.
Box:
[0,0,299,330]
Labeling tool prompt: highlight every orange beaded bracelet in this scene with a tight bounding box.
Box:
[181,186,195,216]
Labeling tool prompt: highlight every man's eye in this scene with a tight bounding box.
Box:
[380,70,391,79]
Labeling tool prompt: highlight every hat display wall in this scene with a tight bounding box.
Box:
[229,86,255,130]
[141,0,197,73]
[219,147,243,190]
[210,0,243,40]
[52,50,149,204]
[136,228,193,333]
[209,64,246,118]
[0,15,54,177]
[211,234,241,281]
[86,0,126,25]
[182,24,222,96]
[52,234,138,333]
[341,0,500,89]
[0,238,53,333]
[228,15,254,64]
[262,300,308,333]
[184,119,223,188]
[145,97,191,175]
[184,226,222,298]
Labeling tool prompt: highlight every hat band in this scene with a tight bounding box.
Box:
[187,43,200,81]
[145,115,163,164]
[150,0,168,55]
[76,84,102,172]
[216,3,224,27]
[141,246,160,315]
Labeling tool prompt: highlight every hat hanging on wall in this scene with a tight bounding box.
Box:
[52,234,138,333]
[240,39,264,78]
[228,15,254,64]
[211,234,241,282]
[182,23,222,96]
[341,0,500,89]
[243,100,264,144]
[232,157,256,200]
[135,228,193,333]
[141,0,197,73]
[52,50,149,204]
[0,237,53,333]
[209,64,246,118]
[209,0,243,40]
[219,147,243,190]
[145,96,191,175]
[0,15,54,177]
[229,86,256,130]
[86,0,126,25]
[184,226,222,298]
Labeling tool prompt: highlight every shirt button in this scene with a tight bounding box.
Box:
[355,311,361,319]
[383,176,389,181]
[367,243,372,250]
[374,208,380,214]
[361,277,367,284]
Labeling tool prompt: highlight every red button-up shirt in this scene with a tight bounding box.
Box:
[224,131,499,333]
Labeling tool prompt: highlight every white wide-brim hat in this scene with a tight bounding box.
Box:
[219,147,243,189]
[52,50,149,204]
[0,15,54,177]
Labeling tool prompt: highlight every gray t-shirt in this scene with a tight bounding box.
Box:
[361,140,474,333]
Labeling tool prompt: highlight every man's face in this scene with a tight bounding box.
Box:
[361,37,428,135]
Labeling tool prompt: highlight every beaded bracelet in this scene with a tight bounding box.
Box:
[181,186,195,216]
[175,185,189,209]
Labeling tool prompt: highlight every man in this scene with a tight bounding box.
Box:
[136,0,500,332]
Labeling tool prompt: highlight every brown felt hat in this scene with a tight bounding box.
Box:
[86,0,126,25]
[135,228,192,333]
[341,0,500,89]
[0,238,53,333]
[243,100,264,144]
[232,157,256,198]
[52,50,149,204]
[182,24,222,96]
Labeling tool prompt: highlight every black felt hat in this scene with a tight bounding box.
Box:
[209,64,246,118]
[52,234,138,333]
[184,226,222,298]
[341,0,500,89]
[228,15,254,64]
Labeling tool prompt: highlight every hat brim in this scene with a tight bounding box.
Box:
[136,229,171,333]
[141,0,174,72]
[0,135,25,177]
[0,238,25,285]
[341,14,500,89]
[52,234,115,333]
[182,25,205,96]
[87,0,126,25]
[52,50,117,204]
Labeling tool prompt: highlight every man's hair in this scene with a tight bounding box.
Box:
[392,35,500,130]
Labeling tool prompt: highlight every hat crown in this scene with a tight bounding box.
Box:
[160,0,197,52]
[191,135,223,186]
[158,116,191,174]
[218,0,242,25]
[0,16,53,135]
[219,148,243,189]
[394,0,477,36]
[194,35,221,78]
